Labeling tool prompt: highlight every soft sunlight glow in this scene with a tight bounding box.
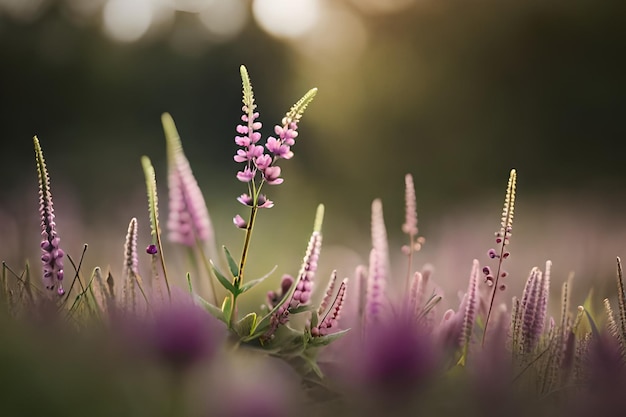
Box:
[348,0,416,14]
[0,0,46,21]
[102,0,153,43]
[198,0,247,39]
[295,5,368,69]
[252,0,320,39]
[169,0,211,13]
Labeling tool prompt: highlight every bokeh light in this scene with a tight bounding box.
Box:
[293,2,368,68]
[102,0,153,43]
[252,0,320,39]
[198,0,247,40]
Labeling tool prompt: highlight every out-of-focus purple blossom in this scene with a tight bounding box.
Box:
[149,301,224,370]
[123,218,139,277]
[365,199,389,329]
[402,173,418,236]
[207,355,298,417]
[34,137,65,297]
[351,314,438,405]
[122,218,143,312]
[520,267,542,353]
[568,332,626,417]
[163,113,215,249]
[460,260,480,348]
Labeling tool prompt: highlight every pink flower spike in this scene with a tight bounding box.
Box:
[233,215,247,229]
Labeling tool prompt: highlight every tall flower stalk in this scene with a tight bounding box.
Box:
[163,112,218,303]
[34,136,65,297]
[482,169,517,344]
[229,65,316,320]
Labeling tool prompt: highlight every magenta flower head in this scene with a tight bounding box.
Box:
[163,113,215,248]
[34,136,65,297]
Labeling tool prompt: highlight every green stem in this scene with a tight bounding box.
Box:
[235,204,258,288]
[229,292,238,329]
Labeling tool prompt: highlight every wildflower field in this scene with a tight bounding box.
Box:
[2,65,626,417]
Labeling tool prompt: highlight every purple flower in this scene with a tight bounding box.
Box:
[267,274,294,308]
[263,166,283,185]
[150,301,225,370]
[256,194,274,208]
[34,137,65,297]
[365,199,389,328]
[234,67,316,209]
[289,231,322,308]
[164,113,215,248]
[254,154,272,170]
[263,228,323,341]
[236,193,274,209]
[146,244,158,255]
[312,278,347,337]
[232,214,247,229]
[236,167,255,183]
[354,314,438,405]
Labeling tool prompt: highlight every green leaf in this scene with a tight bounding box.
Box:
[239,265,278,294]
[210,260,237,295]
[310,311,319,330]
[223,246,240,280]
[221,296,233,325]
[194,294,225,323]
[267,326,305,352]
[234,312,257,338]
[309,328,350,347]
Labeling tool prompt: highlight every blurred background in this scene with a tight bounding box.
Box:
[1,0,626,308]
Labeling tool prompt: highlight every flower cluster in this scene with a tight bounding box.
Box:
[233,66,317,217]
